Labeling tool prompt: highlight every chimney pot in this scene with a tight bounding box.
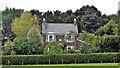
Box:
[73,18,77,26]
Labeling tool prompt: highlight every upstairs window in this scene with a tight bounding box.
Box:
[46,35,56,42]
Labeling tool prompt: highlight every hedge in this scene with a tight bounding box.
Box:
[2,53,120,65]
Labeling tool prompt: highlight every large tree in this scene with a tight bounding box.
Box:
[11,12,40,38]
[2,8,23,40]
[75,5,104,33]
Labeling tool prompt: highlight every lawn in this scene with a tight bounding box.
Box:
[2,63,120,68]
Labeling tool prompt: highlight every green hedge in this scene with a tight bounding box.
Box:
[2,53,120,65]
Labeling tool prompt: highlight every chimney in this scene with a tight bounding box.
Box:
[118,1,120,22]
[43,18,47,29]
[73,18,77,26]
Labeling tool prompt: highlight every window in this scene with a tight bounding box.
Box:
[46,35,56,42]
[65,35,75,42]
[49,36,53,41]
[66,46,74,50]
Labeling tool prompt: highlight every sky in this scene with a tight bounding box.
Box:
[0,0,120,15]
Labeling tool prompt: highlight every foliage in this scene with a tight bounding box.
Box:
[80,44,93,54]
[0,34,4,45]
[27,25,43,45]
[101,14,109,24]
[11,12,39,38]
[95,20,117,36]
[117,11,120,35]
[64,49,81,54]
[97,35,120,52]
[43,42,63,55]
[13,37,44,55]
[75,5,104,33]
[2,8,23,26]
[79,31,98,53]
[2,7,23,40]
[2,39,15,55]
[2,53,120,65]
[30,9,42,16]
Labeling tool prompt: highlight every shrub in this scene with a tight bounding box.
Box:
[74,50,81,54]
[13,37,44,55]
[2,39,15,55]
[2,53,120,65]
[97,35,120,52]
[79,31,98,53]
[43,42,63,55]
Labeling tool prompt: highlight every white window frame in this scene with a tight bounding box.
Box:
[46,35,56,42]
[66,46,74,50]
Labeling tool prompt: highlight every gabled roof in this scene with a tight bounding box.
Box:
[42,23,78,35]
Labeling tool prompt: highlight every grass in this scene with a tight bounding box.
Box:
[2,63,120,68]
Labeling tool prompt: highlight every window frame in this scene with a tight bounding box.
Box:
[46,34,56,42]
[66,46,74,50]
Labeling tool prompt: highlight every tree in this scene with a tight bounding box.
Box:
[27,25,43,45]
[75,5,104,33]
[2,8,23,41]
[30,9,42,16]
[52,10,62,22]
[95,20,117,36]
[11,12,40,38]
[53,10,61,16]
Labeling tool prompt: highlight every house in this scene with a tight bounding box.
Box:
[42,18,80,50]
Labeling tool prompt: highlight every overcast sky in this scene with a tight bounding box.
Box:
[0,0,120,15]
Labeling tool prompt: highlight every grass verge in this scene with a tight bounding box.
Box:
[2,63,119,68]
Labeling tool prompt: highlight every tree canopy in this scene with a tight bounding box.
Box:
[11,12,40,38]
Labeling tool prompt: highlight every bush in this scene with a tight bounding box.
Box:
[79,31,98,53]
[74,50,81,54]
[43,42,63,55]
[13,37,44,55]
[97,35,120,52]
[2,53,120,65]
[2,39,15,55]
